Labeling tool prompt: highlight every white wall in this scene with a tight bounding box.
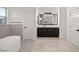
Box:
[6,7,67,40]
[7,7,24,24]
[59,7,67,39]
[66,8,71,40]
[7,7,36,40]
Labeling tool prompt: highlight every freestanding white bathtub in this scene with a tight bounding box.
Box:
[0,36,21,52]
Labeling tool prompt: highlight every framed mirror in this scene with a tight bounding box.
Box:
[38,12,58,25]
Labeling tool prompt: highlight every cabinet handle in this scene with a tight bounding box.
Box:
[76,29,79,31]
[48,30,51,31]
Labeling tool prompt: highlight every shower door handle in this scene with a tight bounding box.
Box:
[24,26,27,30]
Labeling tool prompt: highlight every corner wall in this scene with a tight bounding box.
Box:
[59,7,67,39]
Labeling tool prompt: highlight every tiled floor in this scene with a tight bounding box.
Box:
[21,38,79,52]
[31,38,79,52]
[20,39,35,52]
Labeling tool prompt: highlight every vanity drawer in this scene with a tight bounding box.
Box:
[37,27,59,37]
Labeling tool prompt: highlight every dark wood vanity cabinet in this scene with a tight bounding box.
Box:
[37,27,59,37]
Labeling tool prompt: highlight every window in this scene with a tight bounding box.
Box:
[0,7,6,24]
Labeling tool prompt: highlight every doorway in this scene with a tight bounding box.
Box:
[67,7,79,48]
